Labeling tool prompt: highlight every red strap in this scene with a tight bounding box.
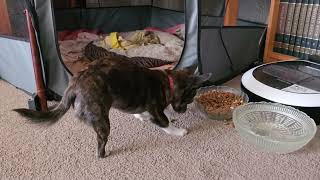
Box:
[168,75,175,98]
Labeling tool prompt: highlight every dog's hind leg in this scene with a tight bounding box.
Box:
[74,97,111,158]
[92,118,110,158]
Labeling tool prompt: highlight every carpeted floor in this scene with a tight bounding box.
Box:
[1,79,320,180]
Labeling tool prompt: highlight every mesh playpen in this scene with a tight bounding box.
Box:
[0,0,269,110]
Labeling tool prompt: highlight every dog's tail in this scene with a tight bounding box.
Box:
[13,85,76,125]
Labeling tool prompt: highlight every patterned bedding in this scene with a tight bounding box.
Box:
[58,25,185,74]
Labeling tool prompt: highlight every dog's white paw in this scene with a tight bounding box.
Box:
[174,128,188,136]
[162,125,188,136]
[133,114,145,122]
[133,112,153,122]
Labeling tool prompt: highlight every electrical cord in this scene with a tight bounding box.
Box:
[219,0,235,72]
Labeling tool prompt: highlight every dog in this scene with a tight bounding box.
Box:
[13,58,211,158]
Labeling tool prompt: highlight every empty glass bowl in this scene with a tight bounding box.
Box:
[233,102,317,153]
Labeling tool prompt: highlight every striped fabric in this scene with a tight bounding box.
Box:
[84,42,173,68]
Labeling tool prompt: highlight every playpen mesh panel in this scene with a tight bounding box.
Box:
[1,0,29,40]
[86,0,152,8]
[152,0,225,26]
[200,27,265,82]
[201,0,225,16]
[201,0,225,26]
[52,0,190,32]
[152,0,184,11]
[238,0,270,25]
[53,7,153,32]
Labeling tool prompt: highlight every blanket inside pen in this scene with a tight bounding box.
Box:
[58,25,184,74]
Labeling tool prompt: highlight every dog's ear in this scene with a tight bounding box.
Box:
[184,68,195,75]
[174,68,194,75]
[164,69,173,75]
[191,73,212,88]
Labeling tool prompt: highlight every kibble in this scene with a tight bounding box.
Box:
[195,90,244,115]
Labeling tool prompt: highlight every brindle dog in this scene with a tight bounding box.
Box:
[13,58,211,158]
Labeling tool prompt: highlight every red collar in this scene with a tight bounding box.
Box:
[167,74,175,102]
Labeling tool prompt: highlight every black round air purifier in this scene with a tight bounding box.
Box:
[241,60,320,124]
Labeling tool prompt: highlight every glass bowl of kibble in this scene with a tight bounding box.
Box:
[194,85,249,121]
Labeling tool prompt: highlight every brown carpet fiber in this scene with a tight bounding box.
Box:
[1,79,320,179]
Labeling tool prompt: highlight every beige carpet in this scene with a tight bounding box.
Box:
[1,79,320,180]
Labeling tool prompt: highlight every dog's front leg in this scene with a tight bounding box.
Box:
[149,109,187,136]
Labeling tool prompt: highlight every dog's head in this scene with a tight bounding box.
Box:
[168,69,212,113]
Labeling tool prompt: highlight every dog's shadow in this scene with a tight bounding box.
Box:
[109,119,218,157]
[188,119,221,133]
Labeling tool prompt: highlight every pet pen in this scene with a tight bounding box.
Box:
[0,0,268,110]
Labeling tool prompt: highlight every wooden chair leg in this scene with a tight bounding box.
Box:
[25,9,48,111]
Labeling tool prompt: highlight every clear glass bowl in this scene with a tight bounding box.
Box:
[194,85,249,120]
[233,102,317,153]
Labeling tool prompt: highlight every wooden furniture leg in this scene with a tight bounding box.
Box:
[25,9,48,111]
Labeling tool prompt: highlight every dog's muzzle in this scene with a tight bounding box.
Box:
[173,105,187,113]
